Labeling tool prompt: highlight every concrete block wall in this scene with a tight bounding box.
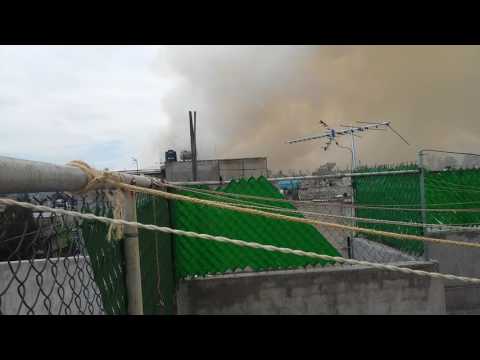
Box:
[299,177,352,201]
[352,237,420,263]
[218,158,267,180]
[165,157,267,182]
[176,262,446,315]
[0,256,104,315]
[166,160,219,182]
[294,201,354,257]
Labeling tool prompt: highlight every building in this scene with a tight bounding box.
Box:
[165,157,268,182]
[118,156,268,183]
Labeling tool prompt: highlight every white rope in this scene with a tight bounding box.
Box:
[98,179,480,250]
[1,197,480,284]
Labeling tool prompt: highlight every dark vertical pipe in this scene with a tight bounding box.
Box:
[189,111,198,181]
[347,236,353,259]
[193,111,198,181]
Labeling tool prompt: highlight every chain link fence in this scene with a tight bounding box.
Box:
[293,201,352,258]
[4,156,480,314]
[295,170,425,264]
[294,198,423,264]
[421,149,480,227]
[0,188,177,316]
[421,150,480,171]
[0,191,115,315]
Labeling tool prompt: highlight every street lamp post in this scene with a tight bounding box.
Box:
[132,157,139,175]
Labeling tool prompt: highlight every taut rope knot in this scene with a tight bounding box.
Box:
[66,160,124,193]
[67,160,126,241]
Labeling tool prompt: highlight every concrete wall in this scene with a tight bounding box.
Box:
[165,157,267,182]
[0,256,104,315]
[166,160,219,182]
[220,157,268,180]
[177,262,446,315]
[352,237,420,263]
[294,201,353,257]
[425,230,480,314]
[426,230,480,281]
[299,177,352,201]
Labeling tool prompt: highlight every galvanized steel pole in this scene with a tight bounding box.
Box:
[169,170,421,187]
[0,156,156,194]
[0,156,89,193]
[0,155,156,315]
[351,133,358,170]
[417,149,429,260]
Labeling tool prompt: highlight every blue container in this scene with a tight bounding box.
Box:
[277,179,300,191]
[165,150,177,162]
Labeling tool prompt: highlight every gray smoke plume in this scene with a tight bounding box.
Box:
[151,45,480,172]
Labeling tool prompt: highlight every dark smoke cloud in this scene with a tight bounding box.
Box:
[152,45,480,172]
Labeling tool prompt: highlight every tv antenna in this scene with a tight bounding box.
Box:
[286,120,409,170]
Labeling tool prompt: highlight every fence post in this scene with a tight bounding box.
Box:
[123,190,144,315]
[346,236,353,259]
[417,150,429,260]
[349,175,356,258]
[167,194,178,315]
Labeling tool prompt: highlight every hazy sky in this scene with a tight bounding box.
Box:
[2,45,480,172]
[0,45,171,170]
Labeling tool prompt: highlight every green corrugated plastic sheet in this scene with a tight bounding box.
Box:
[172,177,341,279]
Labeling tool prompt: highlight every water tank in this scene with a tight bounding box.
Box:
[165,149,177,162]
[180,150,193,161]
[277,180,300,191]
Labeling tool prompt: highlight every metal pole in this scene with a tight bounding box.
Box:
[0,156,156,194]
[351,133,357,170]
[0,156,89,193]
[268,170,420,181]
[346,236,353,259]
[0,155,162,315]
[123,190,144,315]
[132,158,139,175]
[193,111,198,181]
[349,174,356,258]
[169,169,421,187]
[417,149,429,260]
[189,111,198,181]
[416,149,480,158]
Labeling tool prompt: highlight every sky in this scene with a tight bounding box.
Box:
[2,45,480,172]
[0,45,172,170]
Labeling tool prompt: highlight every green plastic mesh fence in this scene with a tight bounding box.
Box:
[352,164,480,256]
[81,192,128,315]
[136,194,176,315]
[82,192,175,315]
[81,192,176,315]
[425,169,480,226]
[171,177,341,279]
[352,164,424,256]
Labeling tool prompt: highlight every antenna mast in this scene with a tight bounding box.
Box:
[287,120,409,170]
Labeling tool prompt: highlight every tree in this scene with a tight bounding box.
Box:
[0,204,39,260]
